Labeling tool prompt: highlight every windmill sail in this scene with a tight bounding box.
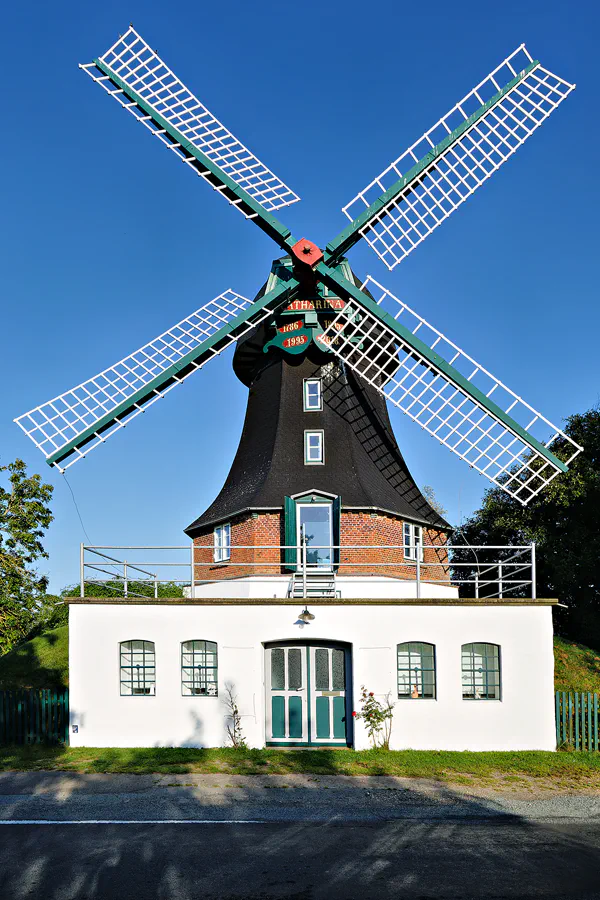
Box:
[15,286,292,471]
[80,27,299,219]
[319,276,582,505]
[335,46,574,270]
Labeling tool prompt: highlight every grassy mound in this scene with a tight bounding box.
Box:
[0,625,68,689]
[554,635,600,693]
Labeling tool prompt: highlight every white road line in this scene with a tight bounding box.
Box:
[0,819,265,825]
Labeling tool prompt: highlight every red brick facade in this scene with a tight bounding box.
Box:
[193,510,450,586]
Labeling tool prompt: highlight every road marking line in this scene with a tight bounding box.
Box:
[0,819,265,825]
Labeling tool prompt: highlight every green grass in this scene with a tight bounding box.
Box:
[554,636,600,693]
[0,626,68,689]
[0,745,599,782]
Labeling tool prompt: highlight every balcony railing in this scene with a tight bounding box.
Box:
[77,540,537,600]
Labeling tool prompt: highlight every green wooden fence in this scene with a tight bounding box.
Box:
[555,691,599,751]
[0,690,69,745]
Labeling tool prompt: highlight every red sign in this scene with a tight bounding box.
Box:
[316,333,337,346]
[278,319,303,334]
[283,334,308,349]
[284,298,346,313]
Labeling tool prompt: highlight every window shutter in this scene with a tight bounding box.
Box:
[333,495,341,569]
[283,496,297,571]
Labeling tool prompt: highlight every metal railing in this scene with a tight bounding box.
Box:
[78,540,536,599]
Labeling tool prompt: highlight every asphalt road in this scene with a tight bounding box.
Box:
[0,774,599,899]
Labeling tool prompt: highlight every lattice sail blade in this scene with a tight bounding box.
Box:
[80,26,300,215]
[341,46,574,270]
[321,276,582,505]
[15,288,285,472]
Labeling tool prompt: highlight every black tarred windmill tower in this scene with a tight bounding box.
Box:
[16,28,582,595]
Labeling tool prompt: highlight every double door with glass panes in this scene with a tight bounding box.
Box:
[265,643,349,746]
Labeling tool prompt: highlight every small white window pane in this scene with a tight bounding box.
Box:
[404,523,414,560]
[222,524,231,560]
[414,526,423,561]
[305,431,323,464]
[213,524,231,562]
[304,379,322,411]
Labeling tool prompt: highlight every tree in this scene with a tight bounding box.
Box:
[0,459,55,654]
[421,484,448,519]
[451,406,600,649]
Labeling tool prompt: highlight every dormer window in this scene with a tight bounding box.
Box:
[303,379,322,411]
[304,430,324,465]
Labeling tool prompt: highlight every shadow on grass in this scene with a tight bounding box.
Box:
[1,744,599,779]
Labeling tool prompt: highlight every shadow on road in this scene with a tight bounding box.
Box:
[0,767,599,899]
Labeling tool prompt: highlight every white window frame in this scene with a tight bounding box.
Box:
[304,430,324,465]
[296,501,333,570]
[403,522,423,561]
[213,523,231,562]
[303,378,322,412]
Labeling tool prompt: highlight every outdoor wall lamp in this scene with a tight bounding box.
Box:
[298,607,315,624]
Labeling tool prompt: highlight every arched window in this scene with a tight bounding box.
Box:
[120,640,155,696]
[397,642,436,699]
[461,643,501,700]
[181,641,218,696]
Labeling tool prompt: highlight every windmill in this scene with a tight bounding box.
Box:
[15,27,582,506]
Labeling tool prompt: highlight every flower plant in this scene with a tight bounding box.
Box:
[352,685,395,750]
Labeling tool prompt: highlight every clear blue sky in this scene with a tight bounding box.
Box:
[1,0,598,593]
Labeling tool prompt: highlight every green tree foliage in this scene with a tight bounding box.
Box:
[451,407,600,648]
[0,459,58,654]
[61,580,187,599]
[421,484,448,519]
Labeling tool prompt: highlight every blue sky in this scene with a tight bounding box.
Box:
[1,0,598,593]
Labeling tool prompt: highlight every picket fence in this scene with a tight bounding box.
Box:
[555,691,599,751]
[0,689,69,745]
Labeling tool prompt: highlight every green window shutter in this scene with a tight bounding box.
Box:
[333,495,341,569]
[284,495,297,571]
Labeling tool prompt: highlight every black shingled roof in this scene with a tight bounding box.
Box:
[185,350,447,536]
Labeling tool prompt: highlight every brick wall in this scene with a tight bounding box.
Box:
[193,509,450,586]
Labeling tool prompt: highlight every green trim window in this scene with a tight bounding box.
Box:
[284,493,341,571]
[304,430,324,465]
[403,522,423,561]
[213,523,231,562]
[303,378,322,411]
[397,642,436,699]
[181,640,218,696]
[462,643,501,700]
[120,640,156,696]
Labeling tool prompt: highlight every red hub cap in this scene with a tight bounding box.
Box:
[291,237,323,269]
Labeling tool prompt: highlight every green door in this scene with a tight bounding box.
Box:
[265,644,349,746]
[309,646,347,743]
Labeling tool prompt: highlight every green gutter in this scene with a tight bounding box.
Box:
[47,279,299,467]
[325,60,539,263]
[94,58,297,255]
[315,262,567,473]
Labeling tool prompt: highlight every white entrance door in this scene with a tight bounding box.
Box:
[265,645,307,743]
[297,503,333,569]
[265,644,349,746]
[309,646,347,744]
